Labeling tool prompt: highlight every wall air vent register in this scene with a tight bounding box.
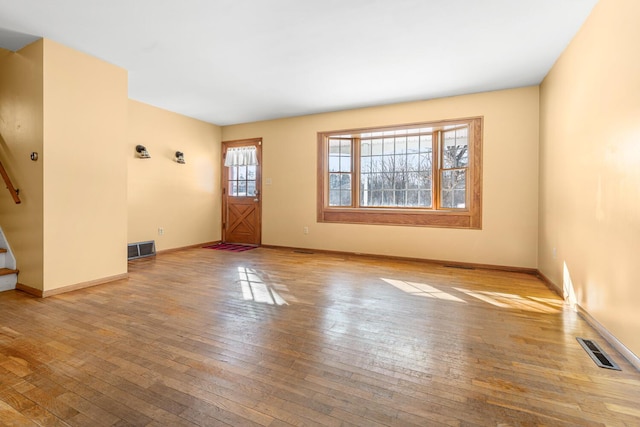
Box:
[127,240,156,260]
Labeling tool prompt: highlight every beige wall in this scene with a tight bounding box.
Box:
[0,39,220,292]
[223,87,540,268]
[0,41,45,289]
[128,100,221,251]
[539,0,640,356]
[42,39,128,291]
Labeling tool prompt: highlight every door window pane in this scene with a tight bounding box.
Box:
[247,165,256,180]
[228,158,258,198]
[238,181,247,196]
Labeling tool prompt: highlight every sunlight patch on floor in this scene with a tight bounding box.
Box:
[237,267,289,305]
[380,276,561,313]
[381,278,466,303]
[454,288,561,313]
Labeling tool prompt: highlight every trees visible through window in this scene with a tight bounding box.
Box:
[318,117,482,228]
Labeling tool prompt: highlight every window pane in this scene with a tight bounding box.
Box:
[418,170,432,189]
[329,156,340,172]
[247,165,256,180]
[420,135,432,152]
[394,155,407,174]
[360,129,433,208]
[238,181,247,196]
[407,154,419,171]
[360,177,371,205]
[441,170,466,208]
[454,189,466,208]
[407,136,419,153]
[419,190,432,207]
[371,139,383,155]
[329,139,341,154]
[230,181,238,196]
[361,141,371,156]
[247,181,256,196]
[329,189,341,206]
[329,173,342,189]
[442,189,453,208]
[383,190,395,205]
[361,156,371,173]
[381,155,394,173]
[367,172,382,191]
[340,173,351,190]
[371,190,383,206]
[370,156,383,173]
[419,152,432,171]
[382,172,394,189]
[407,190,419,206]
[238,166,247,180]
[340,156,351,172]
[340,140,351,155]
[340,190,351,206]
[329,171,351,206]
[442,127,469,169]
[383,138,394,155]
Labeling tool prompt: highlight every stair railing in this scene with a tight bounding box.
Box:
[0,160,20,204]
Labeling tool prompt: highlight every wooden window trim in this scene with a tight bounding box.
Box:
[317,117,483,229]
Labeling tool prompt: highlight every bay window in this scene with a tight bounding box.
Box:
[317,117,482,228]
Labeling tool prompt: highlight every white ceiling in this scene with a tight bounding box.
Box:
[0,0,598,126]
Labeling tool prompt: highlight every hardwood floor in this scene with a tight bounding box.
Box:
[1,247,639,426]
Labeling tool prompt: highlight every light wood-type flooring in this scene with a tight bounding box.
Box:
[1,247,639,426]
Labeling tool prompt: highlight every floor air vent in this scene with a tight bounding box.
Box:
[576,337,621,370]
[128,241,156,260]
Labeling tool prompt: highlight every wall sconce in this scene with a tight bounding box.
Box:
[175,151,185,164]
[135,145,151,159]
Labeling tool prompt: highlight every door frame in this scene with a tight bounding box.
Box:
[221,138,262,245]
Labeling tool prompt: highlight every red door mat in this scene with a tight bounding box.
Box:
[203,243,257,252]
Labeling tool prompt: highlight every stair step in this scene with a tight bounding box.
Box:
[0,268,18,276]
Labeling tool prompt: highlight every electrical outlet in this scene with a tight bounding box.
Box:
[303,226,309,235]
[158,227,164,236]
[552,247,557,259]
